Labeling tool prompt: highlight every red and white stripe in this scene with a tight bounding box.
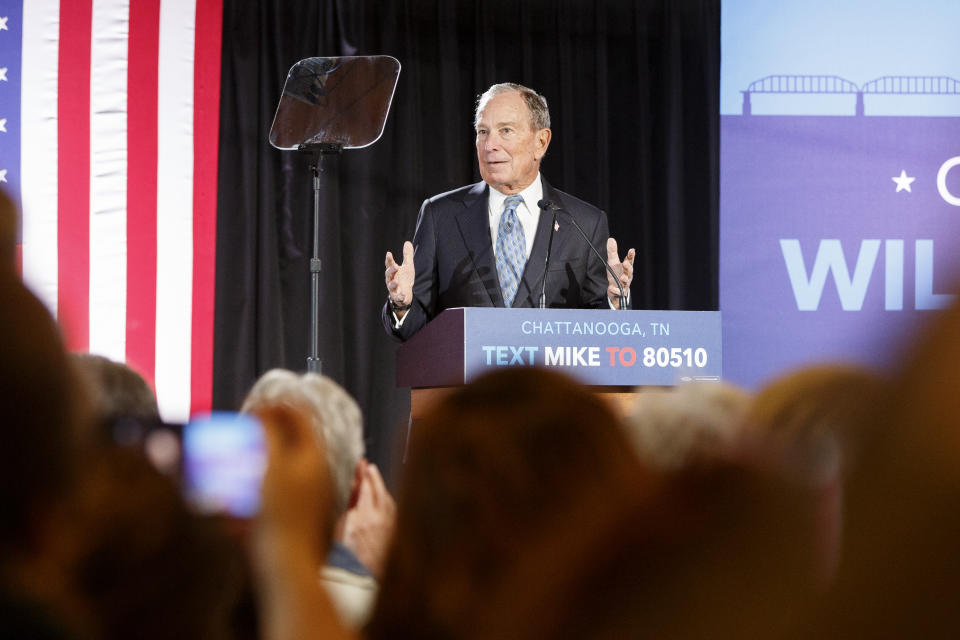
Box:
[19,0,223,422]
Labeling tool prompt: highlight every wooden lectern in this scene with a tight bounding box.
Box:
[396,308,722,419]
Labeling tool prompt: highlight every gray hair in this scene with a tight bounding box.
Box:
[475,82,551,131]
[241,369,364,517]
[624,382,752,472]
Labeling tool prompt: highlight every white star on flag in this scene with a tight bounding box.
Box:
[0,17,8,31]
[554,221,560,232]
[892,169,915,193]
[0,169,7,183]
[0,119,6,133]
[0,68,7,82]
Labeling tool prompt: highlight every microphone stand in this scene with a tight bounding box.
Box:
[538,206,558,309]
[537,199,627,310]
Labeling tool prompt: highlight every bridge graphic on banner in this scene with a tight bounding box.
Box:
[740,75,960,116]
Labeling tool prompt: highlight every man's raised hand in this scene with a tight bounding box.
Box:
[606,237,635,310]
[341,460,396,580]
[385,241,415,317]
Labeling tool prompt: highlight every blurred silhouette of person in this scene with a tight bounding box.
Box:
[365,367,649,640]
[71,353,161,441]
[745,364,886,586]
[72,447,241,640]
[484,380,822,640]
[249,404,355,640]
[790,299,960,639]
[243,369,395,629]
[0,267,91,637]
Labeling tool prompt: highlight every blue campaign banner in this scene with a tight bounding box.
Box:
[720,0,960,388]
[397,308,721,387]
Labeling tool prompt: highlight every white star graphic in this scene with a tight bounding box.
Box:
[892,169,915,193]
[0,68,6,82]
[0,119,5,133]
[0,169,7,183]
[0,17,7,31]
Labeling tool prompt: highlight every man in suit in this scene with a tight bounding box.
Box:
[382,82,635,341]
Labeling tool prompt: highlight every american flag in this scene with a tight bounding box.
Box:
[2,0,223,421]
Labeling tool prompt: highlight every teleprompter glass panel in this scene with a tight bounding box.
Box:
[269,56,401,150]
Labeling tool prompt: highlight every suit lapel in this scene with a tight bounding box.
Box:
[455,182,504,307]
[515,180,572,308]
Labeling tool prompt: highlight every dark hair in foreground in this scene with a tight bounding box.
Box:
[366,367,648,640]
[0,271,86,553]
[75,448,240,640]
[72,353,161,440]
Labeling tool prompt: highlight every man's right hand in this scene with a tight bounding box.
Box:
[385,241,415,319]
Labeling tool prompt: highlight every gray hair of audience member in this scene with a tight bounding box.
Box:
[625,382,752,472]
[72,353,161,431]
[0,188,18,271]
[475,82,551,131]
[242,369,364,516]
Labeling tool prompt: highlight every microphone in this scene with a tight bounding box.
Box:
[537,199,627,310]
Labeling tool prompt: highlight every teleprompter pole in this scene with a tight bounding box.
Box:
[306,143,343,373]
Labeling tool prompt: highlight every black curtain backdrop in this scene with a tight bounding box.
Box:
[213,0,720,480]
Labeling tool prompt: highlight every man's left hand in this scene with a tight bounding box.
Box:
[606,238,635,310]
[341,460,396,580]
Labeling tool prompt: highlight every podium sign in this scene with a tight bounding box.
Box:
[396,309,722,388]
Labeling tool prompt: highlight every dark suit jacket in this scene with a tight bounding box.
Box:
[382,179,613,341]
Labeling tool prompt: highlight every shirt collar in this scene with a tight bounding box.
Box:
[488,173,543,214]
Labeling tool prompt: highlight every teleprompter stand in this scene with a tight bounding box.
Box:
[269,56,400,373]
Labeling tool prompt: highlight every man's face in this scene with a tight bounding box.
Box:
[475,91,551,195]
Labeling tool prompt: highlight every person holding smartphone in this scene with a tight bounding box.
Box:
[242,369,395,630]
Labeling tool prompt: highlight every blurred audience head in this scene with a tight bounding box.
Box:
[795,299,960,638]
[745,363,884,479]
[470,442,823,640]
[624,382,752,472]
[486,379,820,639]
[71,353,161,440]
[745,364,885,589]
[242,369,364,518]
[0,269,88,559]
[74,447,240,640]
[367,367,649,640]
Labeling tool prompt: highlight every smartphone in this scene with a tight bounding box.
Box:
[181,412,267,518]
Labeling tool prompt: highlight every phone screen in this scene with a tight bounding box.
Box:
[182,412,266,518]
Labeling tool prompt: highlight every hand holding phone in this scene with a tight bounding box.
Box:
[254,404,336,550]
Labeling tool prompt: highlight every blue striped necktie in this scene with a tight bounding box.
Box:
[496,194,526,307]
